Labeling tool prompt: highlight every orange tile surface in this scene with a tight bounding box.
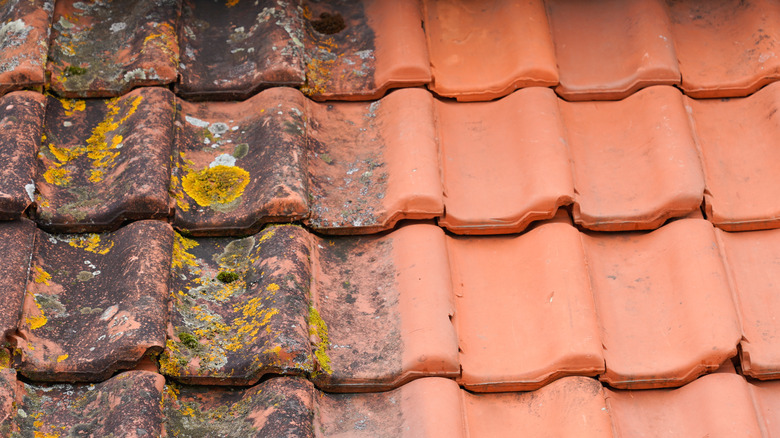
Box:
[0,0,52,95]
[547,0,680,100]
[423,0,558,101]
[584,219,741,388]
[562,86,704,230]
[449,221,604,391]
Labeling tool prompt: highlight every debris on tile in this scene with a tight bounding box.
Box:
[0,91,44,218]
[35,87,175,232]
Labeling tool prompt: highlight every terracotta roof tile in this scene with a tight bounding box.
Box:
[0,0,53,95]
[35,87,174,232]
[546,0,680,101]
[584,218,740,389]
[423,0,558,101]
[12,220,172,382]
[47,0,180,98]
[0,220,36,340]
[0,91,44,218]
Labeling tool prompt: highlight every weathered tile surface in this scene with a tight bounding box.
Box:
[47,0,180,98]
[35,87,174,232]
[0,220,35,341]
[0,0,53,95]
[0,91,44,219]
[176,0,305,100]
[13,220,172,382]
[172,88,308,236]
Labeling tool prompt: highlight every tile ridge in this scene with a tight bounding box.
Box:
[712,228,748,347]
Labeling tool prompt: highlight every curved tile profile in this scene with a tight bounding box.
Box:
[164,377,315,437]
[302,0,430,101]
[750,379,780,437]
[448,221,604,391]
[437,87,574,234]
[668,0,780,98]
[716,227,780,379]
[0,91,44,218]
[583,219,741,389]
[0,220,35,340]
[172,88,308,236]
[13,370,165,438]
[13,220,173,382]
[176,0,305,100]
[35,88,174,232]
[47,0,180,98]
[0,0,53,95]
[161,226,314,385]
[605,373,763,437]
[547,0,680,101]
[423,0,558,101]
[687,82,780,231]
[306,88,442,234]
[562,86,704,231]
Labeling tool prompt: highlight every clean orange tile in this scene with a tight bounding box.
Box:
[667,0,780,98]
[448,221,604,391]
[306,88,442,234]
[462,377,613,438]
[423,0,558,101]
[583,219,741,389]
[561,86,704,231]
[716,227,780,379]
[749,379,780,436]
[437,87,574,234]
[546,0,680,100]
[605,373,763,437]
[687,82,780,231]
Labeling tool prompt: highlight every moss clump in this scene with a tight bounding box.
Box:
[64,65,87,76]
[178,332,200,350]
[308,306,332,375]
[216,271,240,284]
[182,165,250,207]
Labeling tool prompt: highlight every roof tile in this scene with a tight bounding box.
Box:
[448,221,604,391]
[13,220,173,382]
[423,0,558,101]
[35,87,174,232]
[547,0,680,101]
[0,220,36,340]
[0,91,44,218]
[47,0,180,98]
[0,0,53,94]
[687,81,780,231]
[749,379,780,436]
[584,218,741,389]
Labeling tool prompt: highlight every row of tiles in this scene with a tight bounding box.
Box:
[3,0,780,101]
[3,216,780,391]
[4,83,780,235]
[3,367,780,437]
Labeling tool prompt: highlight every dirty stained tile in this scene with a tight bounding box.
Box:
[12,220,173,382]
[176,0,305,100]
[437,87,574,234]
[546,0,680,100]
[47,0,180,98]
[0,220,36,341]
[667,0,780,98]
[0,0,54,95]
[35,87,174,232]
[423,0,558,101]
[561,86,704,231]
[716,227,780,379]
[0,91,44,219]
[448,221,604,392]
[605,373,763,437]
[163,377,315,438]
[583,219,741,389]
[0,368,13,435]
[687,81,780,231]
[13,370,165,438]
[302,0,430,101]
[306,88,442,234]
[161,225,314,385]
[172,88,308,236]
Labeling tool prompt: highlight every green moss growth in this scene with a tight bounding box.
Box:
[178,332,200,350]
[65,65,88,76]
[319,153,333,164]
[308,306,332,375]
[217,271,240,284]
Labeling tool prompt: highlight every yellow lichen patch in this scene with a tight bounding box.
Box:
[60,98,85,116]
[182,165,250,207]
[34,431,60,438]
[42,166,72,186]
[170,175,190,212]
[173,233,200,272]
[158,340,184,377]
[32,265,52,285]
[226,0,239,6]
[27,294,48,330]
[67,234,113,254]
[309,306,332,375]
[266,283,280,292]
[56,354,68,362]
